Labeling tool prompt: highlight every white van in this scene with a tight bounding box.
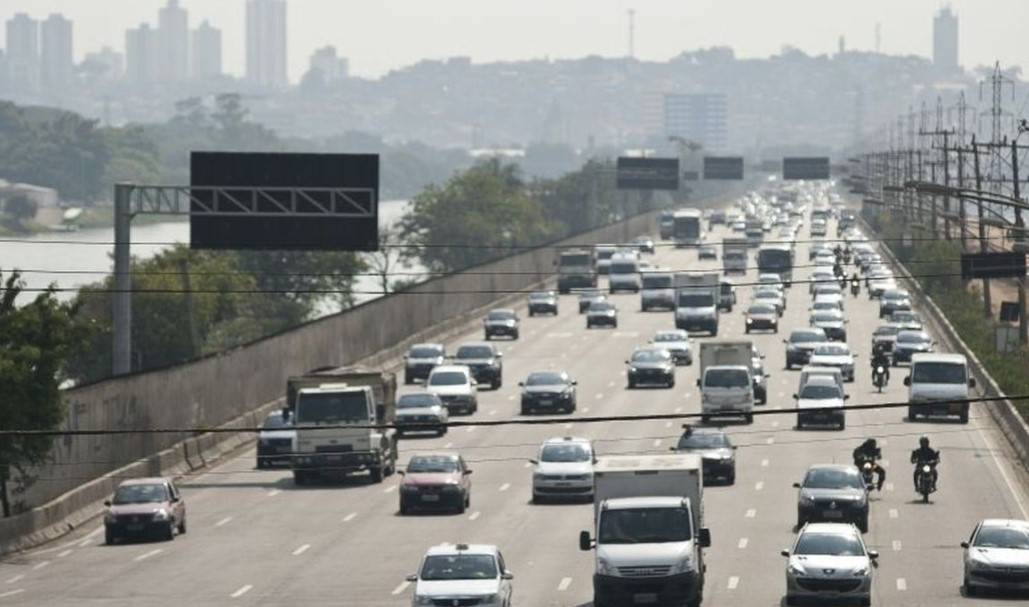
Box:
[905,353,975,423]
[608,252,642,293]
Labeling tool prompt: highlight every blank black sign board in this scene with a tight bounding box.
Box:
[960,252,1027,280]
[783,157,831,180]
[616,157,680,190]
[703,157,745,180]
[999,301,1020,322]
[190,152,379,251]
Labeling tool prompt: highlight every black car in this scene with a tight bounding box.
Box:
[454,342,503,389]
[794,464,869,532]
[871,323,903,353]
[519,371,577,414]
[256,410,294,469]
[626,347,675,388]
[891,330,935,365]
[744,303,779,333]
[403,342,446,384]
[784,328,829,370]
[586,300,618,328]
[484,308,520,340]
[698,244,718,260]
[630,236,656,254]
[672,427,736,485]
[577,289,606,313]
[527,291,558,316]
[879,289,912,319]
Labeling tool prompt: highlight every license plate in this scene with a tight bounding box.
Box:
[126,524,144,531]
[421,494,440,502]
[634,593,658,604]
[538,399,553,406]
[823,510,844,519]
[949,403,963,413]
[555,482,571,487]
[326,455,341,462]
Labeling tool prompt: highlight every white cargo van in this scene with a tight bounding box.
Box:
[608,251,642,293]
[905,353,975,423]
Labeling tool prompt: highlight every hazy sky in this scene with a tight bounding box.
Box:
[2,1,1028,80]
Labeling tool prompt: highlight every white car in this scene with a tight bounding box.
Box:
[813,292,845,312]
[810,299,843,314]
[808,343,856,382]
[425,365,479,415]
[753,288,785,316]
[782,523,877,607]
[530,436,595,503]
[407,543,514,607]
[813,252,836,267]
[757,273,785,293]
[962,518,1029,596]
[808,269,837,294]
[794,375,848,429]
[395,392,450,437]
[650,329,694,365]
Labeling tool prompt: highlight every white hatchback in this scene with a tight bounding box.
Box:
[782,523,877,606]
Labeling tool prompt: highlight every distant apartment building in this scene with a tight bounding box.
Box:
[0,50,7,91]
[308,46,348,83]
[5,13,39,91]
[661,93,728,151]
[157,0,189,82]
[191,20,222,79]
[125,24,160,85]
[933,6,959,71]
[246,0,287,87]
[83,46,124,83]
[40,14,73,90]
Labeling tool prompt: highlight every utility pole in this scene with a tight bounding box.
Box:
[973,136,992,318]
[113,184,133,375]
[1013,140,1027,343]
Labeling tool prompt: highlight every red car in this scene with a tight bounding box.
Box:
[398,453,472,514]
[104,477,187,544]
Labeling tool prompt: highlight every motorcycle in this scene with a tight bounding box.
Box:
[851,282,860,297]
[858,460,878,491]
[916,463,937,502]
[873,365,888,392]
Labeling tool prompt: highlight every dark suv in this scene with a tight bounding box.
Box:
[784,328,829,370]
[403,343,446,384]
[794,464,870,532]
[484,308,520,340]
[454,342,503,389]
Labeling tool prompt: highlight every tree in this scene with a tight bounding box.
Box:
[0,271,91,517]
[364,225,407,296]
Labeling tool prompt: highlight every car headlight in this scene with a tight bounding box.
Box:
[413,596,435,606]
[480,593,500,605]
[533,472,546,481]
[967,557,989,570]
[628,367,638,373]
[152,508,170,521]
[787,562,806,575]
[401,484,420,492]
[258,438,269,446]
[799,494,814,505]
[597,557,615,576]
[852,566,870,577]
[670,553,695,574]
[746,318,753,324]
[104,512,116,524]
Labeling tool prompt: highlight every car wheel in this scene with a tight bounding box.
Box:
[726,470,736,486]
[163,522,175,541]
[744,414,754,424]
[456,493,467,514]
[612,320,618,328]
[857,513,869,533]
[521,406,530,415]
[745,327,750,334]
[438,427,447,437]
[369,464,384,484]
[839,418,846,430]
[399,499,410,515]
[404,372,413,385]
[512,331,519,340]
[586,321,593,329]
[492,377,502,390]
[178,517,187,535]
[959,410,969,424]
[701,415,711,424]
[627,378,636,389]
[667,378,675,389]
[104,529,116,545]
[256,457,267,470]
[528,310,535,317]
[965,575,977,597]
[484,332,491,341]
[293,471,307,485]
[908,406,917,421]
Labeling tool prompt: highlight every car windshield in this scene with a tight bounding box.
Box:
[611,262,638,274]
[456,346,493,359]
[755,291,779,300]
[295,392,369,424]
[579,290,601,299]
[408,346,443,358]
[974,526,1029,549]
[794,533,865,556]
[420,554,497,581]
[677,432,729,449]
[642,275,672,289]
[803,468,863,489]
[428,372,468,386]
[800,384,842,400]
[884,291,908,301]
[813,345,848,356]
[653,331,687,343]
[748,305,776,314]
[704,368,750,387]
[526,372,567,386]
[487,311,515,321]
[791,331,825,344]
[680,294,713,307]
[540,443,591,462]
[529,292,553,301]
[397,394,440,409]
[112,483,168,505]
[811,314,841,324]
[591,302,614,311]
[407,456,461,473]
[812,302,839,310]
[897,332,930,344]
[633,349,671,363]
[911,362,967,384]
[262,413,292,429]
[598,507,692,544]
[815,286,841,295]
[874,326,901,337]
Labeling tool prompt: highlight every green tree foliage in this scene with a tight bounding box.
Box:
[398,159,558,272]
[0,271,91,516]
[233,250,368,315]
[100,125,163,189]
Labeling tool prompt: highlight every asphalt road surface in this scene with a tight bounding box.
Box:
[2,205,1028,607]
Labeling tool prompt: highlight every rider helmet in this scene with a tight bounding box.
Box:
[919,436,930,448]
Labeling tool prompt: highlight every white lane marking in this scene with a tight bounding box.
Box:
[133,550,161,562]
[897,578,907,591]
[771,420,780,428]
[595,393,604,400]
[728,576,740,590]
[684,393,692,399]
[5,575,24,584]
[215,516,233,528]
[881,459,890,468]
[444,442,453,449]
[469,511,481,521]
[883,483,894,492]
[755,481,764,491]
[880,438,888,446]
[564,423,573,429]
[0,590,25,599]
[888,508,898,519]
[391,581,411,595]
[466,426,475,433]
[507,395,516,401]
[343,512,357,522]
[292,544,311,556]
[230,585,253,598]
[665,421,673,428]
[31,561,50,570]
[738,538,749,549]
[745,509,756,518]
[384,484,398,493]
[57,549,72,558]
[77,538,93,548]
[558,577,572,591]
[766,437,775,445]
[524,461,531,468]
[83,528,102,540]
[267,489,281,497]
[892,540,902,552]
[582,407,590,413]
[490,410,497,416]
[546,332,573,338]
[674,407,683,414]
[653,439,662,447]
[607,381,616,388]
[499,483,511,492]
[975,423,1029,518]
[761,458,769,467]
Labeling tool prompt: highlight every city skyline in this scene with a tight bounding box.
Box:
[1,0,1028,82]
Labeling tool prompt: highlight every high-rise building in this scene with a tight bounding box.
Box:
[933,6,959,71]
[83,46,124,83]
[5,13,40,91]
[191,20,222,79]
[662,93,728,151]
[246,0,287,87]
[307,46,348,83]
[158,0,189,82]
[125,23,160,85]
[0,50,8,92]
[40,14,73,90]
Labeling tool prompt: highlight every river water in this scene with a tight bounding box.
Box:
[0,199,415,308]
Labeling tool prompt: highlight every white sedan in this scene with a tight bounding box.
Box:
[808,343,856,382]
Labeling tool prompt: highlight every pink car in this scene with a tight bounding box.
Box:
[104,477,186,544]
[398,453,472,514]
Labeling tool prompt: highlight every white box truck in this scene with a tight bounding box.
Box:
[580,454,710,607]
[696,341,756,424]
[674,272,720,336]
[722,237,749,274]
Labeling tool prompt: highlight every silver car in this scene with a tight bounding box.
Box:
[782,522,877,607]
[962,518,1029,596]
[530,436,595,503]
[650,329,694,365]
[395,392,450,437]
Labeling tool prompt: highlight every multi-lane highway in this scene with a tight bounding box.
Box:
[2,204,1029,606]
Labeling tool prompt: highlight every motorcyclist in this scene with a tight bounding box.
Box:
[910,436,940,492]
[852,438,886,491]
[871,343,891,384]
[850,272,861,295]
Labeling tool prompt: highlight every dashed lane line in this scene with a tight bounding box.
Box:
[391,581,411,595]
[738,538,749,549]
[595,393,604,400]
[674,407,683,414]
[444,442,453,449]
[888,509,898,519]
[755,481,764,491]
[4,575,24,585]
[564,423,573,429]
[343,513,357,522]
[896,578,907,591]
[31,561,49,571]
[582,407,590,413]
[766,437,775,445]
[0,590,25,599]
[499,483,511,492]
[292,544,311,556]
[230,585,253,598]
[892,540,902,551]
[490,410,497,416]
[727,576,740,590]
[469,511,481,521]
[771,420,780,428]
[466,426,476,433]
[745,509,756,518]
[665,421,673,428]
[384,485,398,494]
[133,550,161,562]
[266,489,281,497]
[558,577,572,591]
[607,381,616,388]
[761,459,769,467]
[215,516,233,528]
[653,439,662,447]
[883,483,894,492]
[57,549,72,558]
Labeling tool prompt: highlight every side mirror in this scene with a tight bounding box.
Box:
[518,382,525,387]
[496,353,503,358]
[969,378,977,388]
[398,470,406,476]
[903,377,911,386]
[501,571,514,580]
[698,528,712,548]
[792,393,798,399]
[464,470,473,475]
[960,541,970,549]
[528,459,538,465]
[406,574,418,583]
[844,395,851,400]
[103,500,112,507]
[571,380,578,386]
[868,550,879,559]
[781,549,790,557]
[625,361,631,365]
[579,530,593,551]
[764,373,771,378]
[695,379,701,387]
[792,482,801,488]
